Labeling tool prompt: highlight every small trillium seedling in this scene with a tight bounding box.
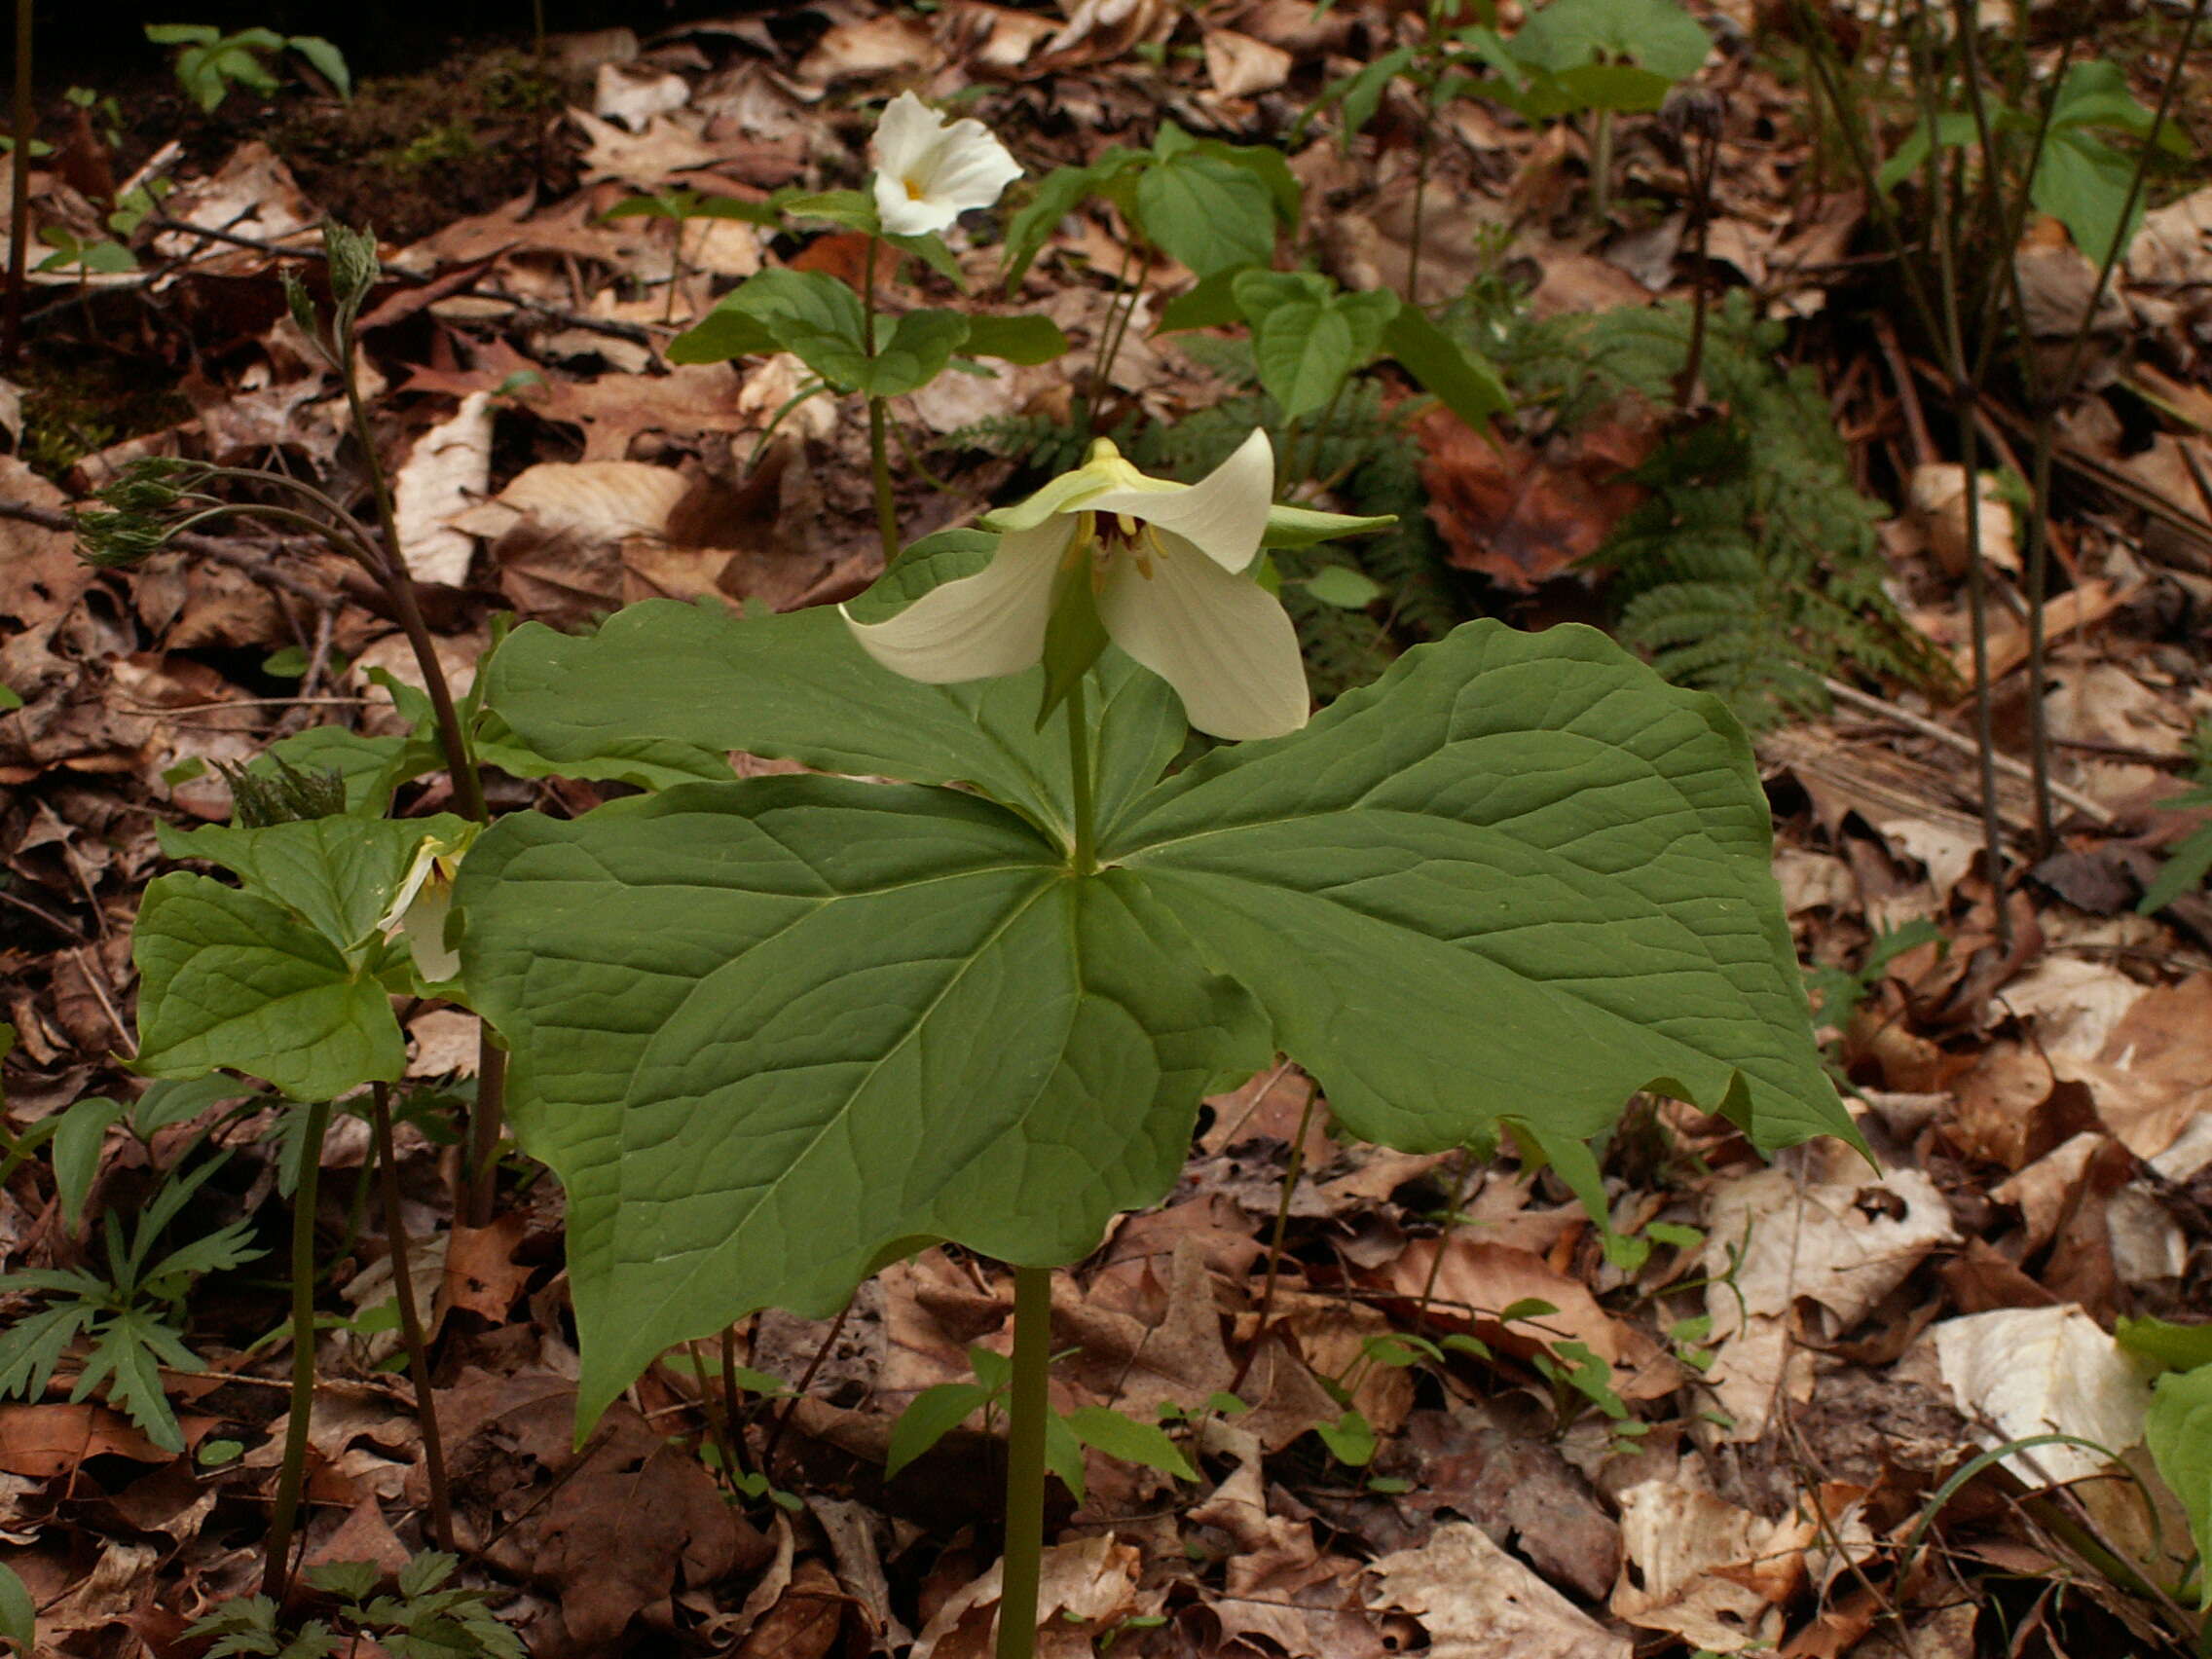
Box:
[843,429,1365,741]
[869,90,1024,238]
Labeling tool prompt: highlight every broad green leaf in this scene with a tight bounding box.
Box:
[2036,129,2141,266]
[132,1075,250,1137]
[861,308,970,398]
[1303,565,1384,608]
[1157,269,1242,332]
[2146,1363,2212,1606]
[0,1561,31,1657]
[1315,1408,1377,1465]
[668,268,870,387]
[457,780,1269,1422]
[286,34,350,97]
[1061,1406,1198,1480]
[957,313,1071,365]
[1875,111,1979,196]
[1511,0,1710,82]
[483,603,1184,848]
[2120,1316,2212,1376]
[887,1381,997,1478]
[133,874,404,1100]
[159,814,468,953]
[1133,154,1275,278]
[145,22,219,43]
[1554,60,1676,114]
[1255,302,1355,418]
[472,710,733,792]
[1383,300,1510,431]
[1264,502,1399,549]
[258,724,425,817]
[1326,46,1419,148]
[1103,620,1860,1156]
[52,1097,124,1227]
[886,230,966,289]
[1002,154,1140,290]
[775,188,878,232]
[1045,1411,1088,1501]
[2048,58,2183,148]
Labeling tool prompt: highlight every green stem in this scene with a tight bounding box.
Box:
[1407,100,1435,305]
[369,1083,453,1554]
[1086,240,1137,434]
[1590,108,1614,229]
[1064,678,1094,875]
[996,1265,1052,1659]
[262,1096,332,1602]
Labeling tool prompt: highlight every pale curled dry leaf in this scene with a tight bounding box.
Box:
[393,390,496,584]
[1609,1483,1817,1653]
[1365,1521,1629,1659]
[1930,1304,2151,1486]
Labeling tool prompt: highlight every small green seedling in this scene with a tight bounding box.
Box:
[145,24,351,114]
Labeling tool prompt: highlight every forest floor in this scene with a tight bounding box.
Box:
[7,3,2212,1656]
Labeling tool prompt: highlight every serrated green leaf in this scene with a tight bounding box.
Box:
[158,815,468,953]
[887,1381,996,1478]
[1061,1406,1198,1480]
[0,1301,100,1404]
[482,605,1184,850]
[457,780,1270,1424]
[2147,1364,2212,1606]
[74,1308,191,1452]
[132,873,405,1100]
[305,1561,381,1601]
[1104,620,1861,1157]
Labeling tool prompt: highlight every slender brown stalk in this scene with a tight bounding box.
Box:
[369,1083,454,1554]
[262,1097,332,1601]
[760,1300,855,1477]
[862,234,899,562]
[1226,1081,1321,1396]
[2,0,30,365]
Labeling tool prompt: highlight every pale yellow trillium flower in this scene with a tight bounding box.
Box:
[870,92,1023,239]
[843,429,1311,741]
[378,832,471,982]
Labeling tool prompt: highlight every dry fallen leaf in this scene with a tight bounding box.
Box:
[392,390,496,585]
[1931,1305,2150,1486]
[1366,1520,1629,1659]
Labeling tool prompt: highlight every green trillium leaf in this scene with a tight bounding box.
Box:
[158,813,469,953]
[483,603,1184,849]
[133,873,405,1100]
[861,308,970,398]
[457,779,1270,1423]
[1103,620,1860,1155]
[2147,1364,2212,1607]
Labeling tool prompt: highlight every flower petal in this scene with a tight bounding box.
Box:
[916,120,1023,215]
[870,92,943,177]
[842,521,1069,683]
[1087,428,1273,573]
[877,187,956,238]
[1098,533,1309,740]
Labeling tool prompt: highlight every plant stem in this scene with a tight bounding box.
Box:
[1086,240,1137,435]
[996,1265,1052,1659]
[1225,1080,1319,1396]
[1590,108,1614,230]
[262,1096,332,1602]
[861,234,899,562]
[1090,245,1149,431]
[2,0,30,366]
[369,1083,454,1554]
[465,1042,505,1229]
[1064,678,1095,876]
[1406,100,1436,306]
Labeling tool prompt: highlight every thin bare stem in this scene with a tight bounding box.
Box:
[1226,1080,1321,1396]
[369,1083,454,1554]
[262,1097,332,1602]
[3,0,31,365]
[862,234,899,561]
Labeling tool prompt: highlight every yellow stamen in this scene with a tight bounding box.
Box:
[904,177,927,201]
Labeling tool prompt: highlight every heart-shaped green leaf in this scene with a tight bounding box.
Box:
[483,603,1184,849]
[1104,620,1858,1155]
[134,874,404,1100]
[158,814,467,953]
[457,779,1270,1421]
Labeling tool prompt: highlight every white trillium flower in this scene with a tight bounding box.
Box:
[869,91,1023,239]
[377,833,470,982]
[843,429,1311,741]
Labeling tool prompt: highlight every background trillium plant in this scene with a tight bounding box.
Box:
[844,429,1341,740]
[870,91,1024,237]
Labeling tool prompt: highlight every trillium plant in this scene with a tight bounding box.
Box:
[91,107,1858,1659]
[453,472,1860,1648]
